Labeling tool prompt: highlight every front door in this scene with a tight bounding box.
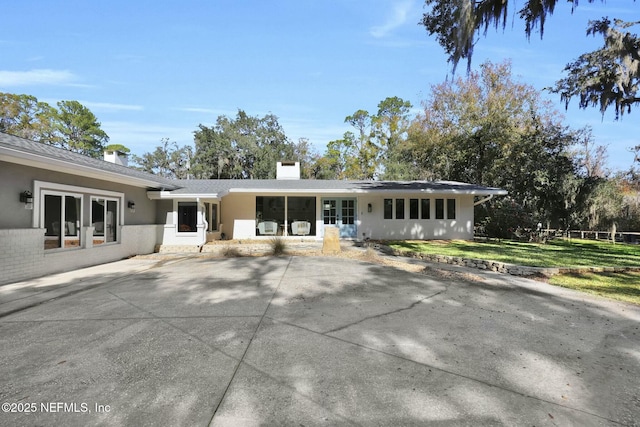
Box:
[322,198,357,238]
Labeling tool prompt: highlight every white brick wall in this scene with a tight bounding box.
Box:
[0,229,46,285]
[0,225,163,285]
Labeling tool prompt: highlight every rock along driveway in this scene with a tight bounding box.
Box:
[0,255,639,426]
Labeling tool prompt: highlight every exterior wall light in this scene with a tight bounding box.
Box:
[128,201,136,213]
[367,203,372,213]
[20,191,34,210]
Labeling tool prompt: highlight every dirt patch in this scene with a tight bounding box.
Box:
[140,243,486,284]
[421,265,486,283]
[285,245,486,284]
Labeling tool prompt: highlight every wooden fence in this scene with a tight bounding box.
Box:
[566,230,640,244]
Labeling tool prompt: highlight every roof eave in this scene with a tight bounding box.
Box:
[147,191,221,200]
[0,146,178,190]
[155,187,509,196]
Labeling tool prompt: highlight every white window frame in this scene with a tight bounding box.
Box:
[91,196,120,245]
[175,201,198,234]
[41,190,83,251]
[204,202,219,232]
[33,181,125,250]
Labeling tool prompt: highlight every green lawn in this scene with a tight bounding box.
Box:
[388,239,640,268]
[549,271,640,305]
[387,239,640,305]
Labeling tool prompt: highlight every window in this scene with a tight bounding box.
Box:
[92,197,119,245]
[288,197,316,236]
[410,199,419,219]
[435,198,444,219]
[342,199,355,225]
[322,200,337,225]
[257,196,285,235]
[211,204,218,231]
[384,199,393,219]
[178,202,197,232]
[447,199,456,219]
[395,199,405,219]
[204,203,218,232]
[421,199,430,219]
[43,192,82,250]
[288,197,316,227]
[36,181,123,251]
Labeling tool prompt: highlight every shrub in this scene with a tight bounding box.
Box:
[222,245,242,257]
[270,237,286,255]
[476,198,534,240]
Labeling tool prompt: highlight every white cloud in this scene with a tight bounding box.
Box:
[81,101,144,112]
[0,69,77,86]
[177,107,231,115]
[370,0,414,38]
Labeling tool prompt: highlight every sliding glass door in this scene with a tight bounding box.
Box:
[43,193,82,250]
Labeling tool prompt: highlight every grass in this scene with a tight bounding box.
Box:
[388,239,640,305]
[270,237,286,256]
[388,239,640,268]
[549,271,640,305]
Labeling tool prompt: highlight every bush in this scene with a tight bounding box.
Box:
[476,198,534,240]
[270,237,286,255]
[222,245,242,257]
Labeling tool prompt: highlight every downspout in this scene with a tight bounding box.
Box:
[474,194,494,206]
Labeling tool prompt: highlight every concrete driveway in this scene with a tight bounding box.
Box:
[1,254,639,426]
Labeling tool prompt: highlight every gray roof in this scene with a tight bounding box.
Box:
[0,132,178,190]
[1,131,507,196]
[171,178,507,196]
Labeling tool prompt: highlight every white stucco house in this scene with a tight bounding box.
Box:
[0,132,507,284]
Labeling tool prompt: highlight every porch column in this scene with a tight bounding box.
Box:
[283,196,288,236]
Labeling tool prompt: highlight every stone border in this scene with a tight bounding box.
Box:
[375,244,640,278]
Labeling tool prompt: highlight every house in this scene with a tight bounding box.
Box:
[0,132,507,284]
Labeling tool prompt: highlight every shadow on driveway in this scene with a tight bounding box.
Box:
[1,255,638,426]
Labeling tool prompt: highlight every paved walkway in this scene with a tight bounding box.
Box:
[1,254,639,426]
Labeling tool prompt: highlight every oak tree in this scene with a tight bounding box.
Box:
[421,0,639,117]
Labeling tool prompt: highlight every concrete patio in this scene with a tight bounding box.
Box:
[0,254,639,426]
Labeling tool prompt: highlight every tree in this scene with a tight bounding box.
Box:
[572,127,609,178]
[315,96,413,180]
[552,18,640,118]
[342,109,379,179]
[1,93,111,157]
[54,100,109,158]
[105,144,131,155]
[421,0,640,116]
[308,153,342,180]
[408,60,542,185]
[131,138,192,179]
[292,137,318,179]
[322,132,371,180]
[0,92,57,143]
[374,96,413,179]
[191,110,297,179]
[408,60,591,232]
[583,178,625,230]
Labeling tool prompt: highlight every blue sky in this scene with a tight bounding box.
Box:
[1,0,637,172]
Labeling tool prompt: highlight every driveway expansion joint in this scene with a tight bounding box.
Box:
[208,256,294,424]
[265,316,625,425]
[323,289,446,334]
